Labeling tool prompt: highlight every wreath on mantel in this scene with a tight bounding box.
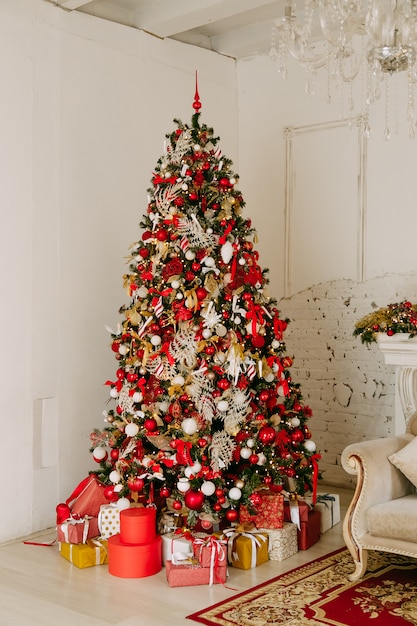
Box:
[354,300,417,345]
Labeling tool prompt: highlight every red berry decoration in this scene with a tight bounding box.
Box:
[251,334,265,348]
[217,378,231,391]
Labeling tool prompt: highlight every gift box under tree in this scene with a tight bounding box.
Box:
[59,538,108,568]
[314,493,340,533]
[284,499,321,550]
[258,523,298,561]
[165,559,227,587]
[220,525,269,569]
[239,492,284,529]
[57,516,99,544]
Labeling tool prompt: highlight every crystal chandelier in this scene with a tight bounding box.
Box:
[270,1,417,138]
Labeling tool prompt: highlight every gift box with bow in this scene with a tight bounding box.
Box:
[258,523,298,561]
[98,503,120,539]
[192,535,228,583]
[313,493,340,533]
[59,538,108,568]
[161,531,194,565]
[220,525,269,569]
[57,516,99,544]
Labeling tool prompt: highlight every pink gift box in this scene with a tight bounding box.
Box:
[192,536,228,569]
[165,560,227,587]
[57,517,99,544]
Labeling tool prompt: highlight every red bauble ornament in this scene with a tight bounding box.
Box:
[242,292,252,301]
[110,449,119,461]
[189,192,198,201]
[172,500,183,511]
[174,197,184,207]
[249,454,259,464]
[103,486,115,500]
[259,389,270,402]
[184,490,205,511]
[159,486,171,498]
[213,503,222,512]
[185,271,195,282]
[225,509,239,523]
[263,476,272,485]
[251,335,265,348]
[191,262,201,272]
[126,372,138,383]
[128,477,145,492]
[269,482,283,493]
[116,368,125,380]
[292,429,305,443]
[155,229,168,242]
[249,493,262,507]
[215,488,224,497]
[258,426,276,445]
[217,378,231,391]
[138,247,149,258]
[144,418,158,432]
[205,345,216,355]
[198,438,207,448]
[195,287,208,300]
[111,341,120,353]
[217,495,226,504]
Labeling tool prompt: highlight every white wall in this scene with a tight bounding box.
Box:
[237,54,417,487]
[0,0,237,543]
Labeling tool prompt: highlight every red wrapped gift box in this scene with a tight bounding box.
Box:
[284,500,321,550]
[165,560,227,587]
[239,493,284,529]
[57,516,99,544]
[192,535,228,569]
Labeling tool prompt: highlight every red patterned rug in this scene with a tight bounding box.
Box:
[187,547,417,625]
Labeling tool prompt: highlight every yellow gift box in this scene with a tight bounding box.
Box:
[59,538,108,568]
[219,527,269,570]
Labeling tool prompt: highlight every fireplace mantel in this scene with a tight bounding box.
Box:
[377,333,417,434]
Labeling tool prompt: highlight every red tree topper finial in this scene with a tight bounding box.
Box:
[193,71,202,112]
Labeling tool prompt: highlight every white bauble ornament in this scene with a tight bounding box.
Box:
[118,344,129,356]
[177,478,190,493]
[202,328,212,339]
[240,447,251,459]
[234,479,245,489]
[223,272,232,285]
[176,292,184,300]
[191,461,202,474]
[116,497,131,511]
[125,422,139,437]
[151,334,162,346]
[290,417,301,427]
[228,487,242,500]
[172,374,185,386]
[185,250,195,260]
[142,456,152,468]
[204,257,215,267]
[159,401,170,412]
[114,484,123,493]
[184,466,195,478]
[304,440,317,452]
[271,339,280,349]
[256,452,267,466]
[171,280,180,289]
[238,257,246,266]
[246,438,255,448]
[93,447,107,461]
[110,388,119,398]
[215,324,227,337]
[217,400,229,412]
[109,470,121,484]
[132,391,143,403]
[264,373,275,383]
[221,241,234,264]
[137,286,148,298]
[201,481,216,496]
[181,417,198,435]
[233,316,241,324]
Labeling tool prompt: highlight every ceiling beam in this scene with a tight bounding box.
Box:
[133,0,278,37]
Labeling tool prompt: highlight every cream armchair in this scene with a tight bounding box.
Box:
[341,415,417,581]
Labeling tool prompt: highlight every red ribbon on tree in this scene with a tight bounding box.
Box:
[310,453,321,504]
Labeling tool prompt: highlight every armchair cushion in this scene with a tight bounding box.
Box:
[388,437,417,488]
[367,494,417,542]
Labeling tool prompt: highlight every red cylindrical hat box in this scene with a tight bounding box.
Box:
[108,534,162,578]
[120,507,156,545]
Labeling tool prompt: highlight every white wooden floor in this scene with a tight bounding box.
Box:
[0,488,353,626]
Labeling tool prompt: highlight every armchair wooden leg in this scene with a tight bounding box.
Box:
[348,548,368,581]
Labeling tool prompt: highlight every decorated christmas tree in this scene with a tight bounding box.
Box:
[89,81,319,528]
